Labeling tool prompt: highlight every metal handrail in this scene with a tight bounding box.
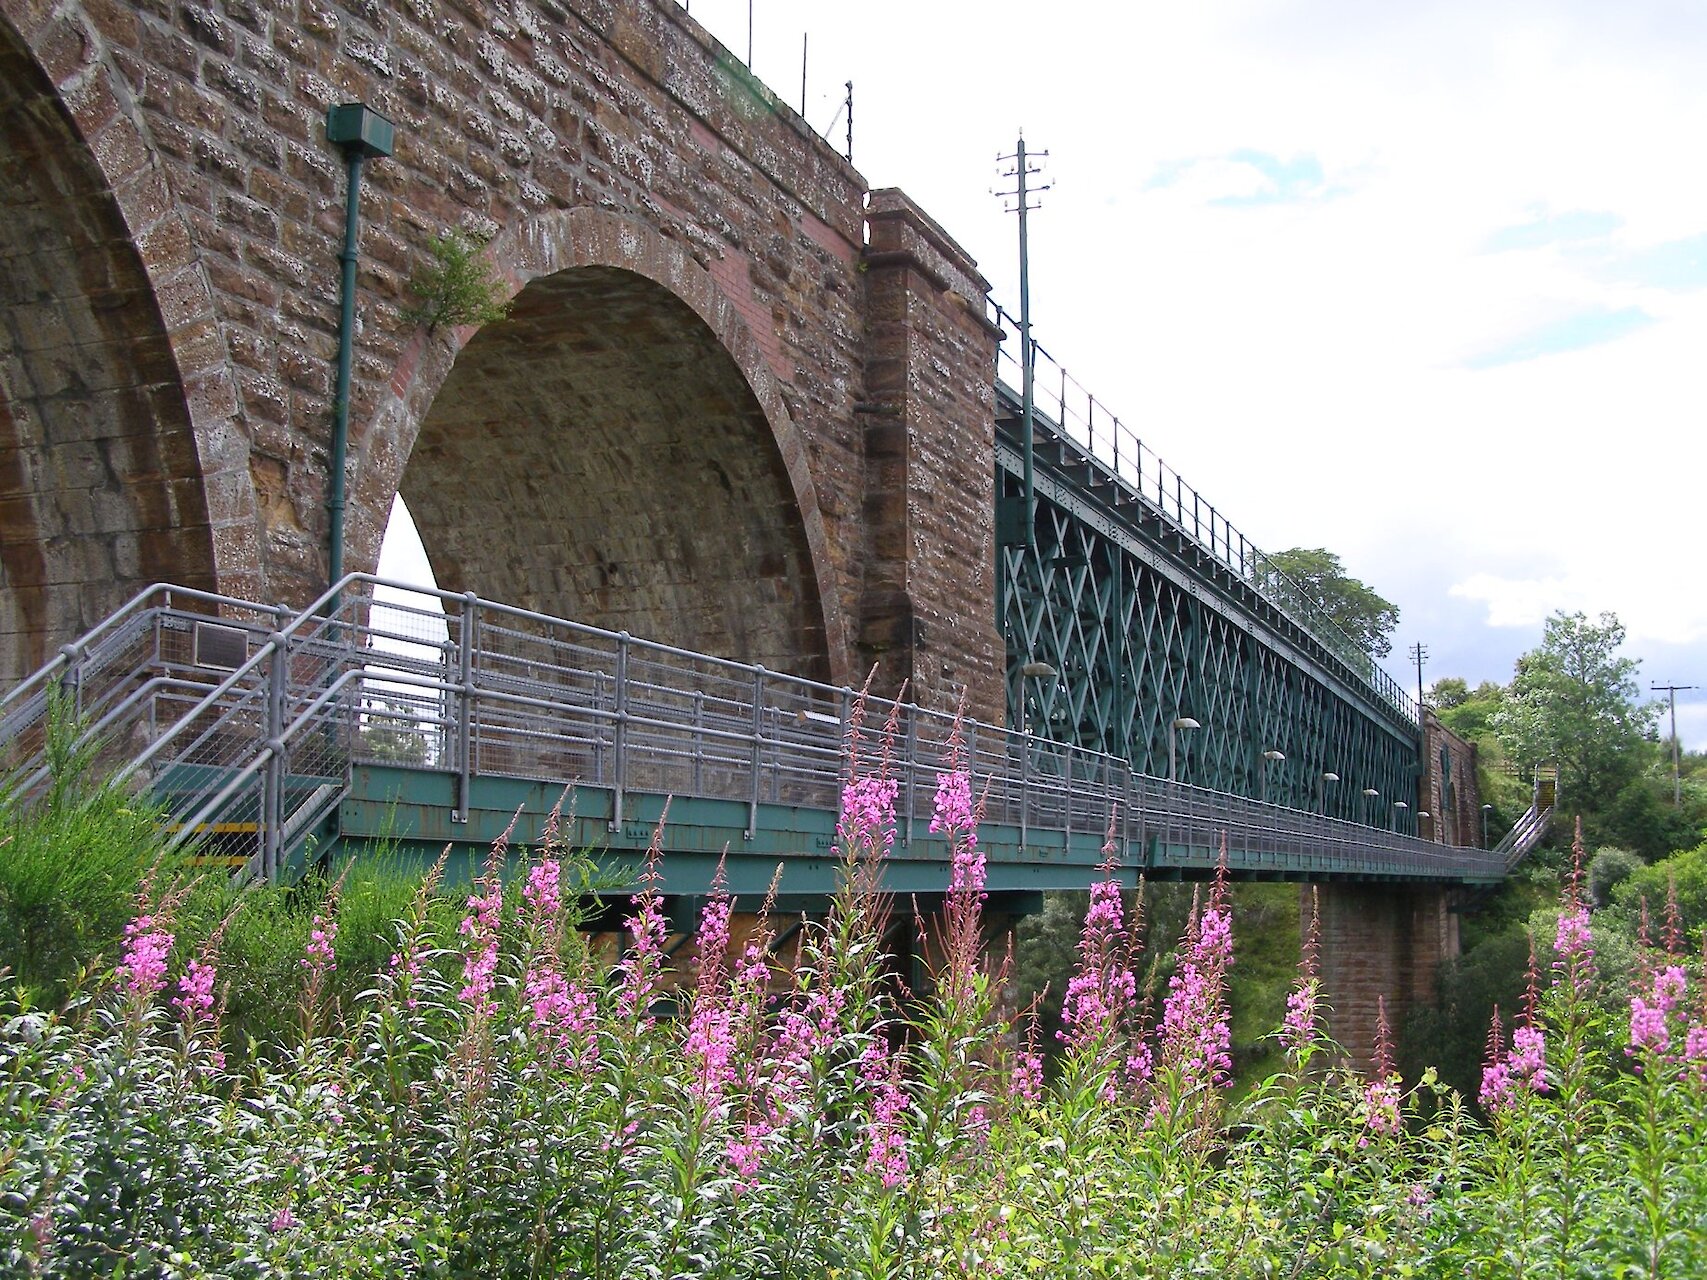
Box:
[990,303,1417,725]
[1,574,1504,883]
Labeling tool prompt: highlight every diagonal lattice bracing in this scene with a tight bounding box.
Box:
[997,442,1420,825]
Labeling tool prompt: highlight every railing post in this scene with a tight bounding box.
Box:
[902,706,917,848]
[261,631,287,882]
[747,666,765,838]
[1063,745,1073,843]
[453,594,476,823]
[57,642,85,721]
[1019,731,1030,853]
[692,690,704,795]
[610,632,630,831]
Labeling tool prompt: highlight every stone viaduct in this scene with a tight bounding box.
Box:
[0,0,1003,720]
[1,0,1483,1065]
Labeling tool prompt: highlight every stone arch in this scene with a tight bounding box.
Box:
[352,207,847,684]
[0,6,260,681]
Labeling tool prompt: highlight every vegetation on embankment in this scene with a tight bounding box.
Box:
[5,733,1707,1276]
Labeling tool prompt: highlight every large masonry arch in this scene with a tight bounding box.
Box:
[0,14,258,682]
[351,208,845,684]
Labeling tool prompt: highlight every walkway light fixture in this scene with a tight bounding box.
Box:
[1482,802,1494,848]
[1168,716,1201,783]
[1259,748,1285,803]
[1392,799,1409,832]
[1417,809,1432,841]
[1019,659,1056,735]
[1362,787,1380,825]
[1318,770,1339,814]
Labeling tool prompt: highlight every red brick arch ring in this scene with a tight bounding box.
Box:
[350,206,850,687]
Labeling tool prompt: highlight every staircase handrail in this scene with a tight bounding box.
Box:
[105,577,359,793]
[1494,802,1555,873]
[0,584,279,723]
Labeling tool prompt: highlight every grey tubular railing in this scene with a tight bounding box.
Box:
[3,574,1506,884]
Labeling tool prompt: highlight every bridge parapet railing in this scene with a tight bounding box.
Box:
[991,305,1417,725]
[2,575,1499,884]
[339,579,1490,880]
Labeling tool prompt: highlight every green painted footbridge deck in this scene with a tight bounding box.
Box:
[0,576,1504,907]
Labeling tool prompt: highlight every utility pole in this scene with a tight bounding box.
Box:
[1651,681,1697,805]
[996,134,1049,552]
[1409,642,1428,716]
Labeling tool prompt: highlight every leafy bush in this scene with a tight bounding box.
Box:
[0,705,186,1003]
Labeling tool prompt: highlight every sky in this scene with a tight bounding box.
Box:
[383,0,1707,746]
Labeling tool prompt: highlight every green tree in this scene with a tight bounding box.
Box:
[1257,547,1401,658]
[1492,610,1658,808]
[1429,676,1471,710]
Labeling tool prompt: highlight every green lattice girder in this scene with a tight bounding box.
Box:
[995,437,1421,826]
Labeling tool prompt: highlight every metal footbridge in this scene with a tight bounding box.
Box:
[0,575,1504,905]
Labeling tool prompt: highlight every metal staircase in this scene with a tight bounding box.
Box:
[1492,766,1557,874]
[0,580,363,879]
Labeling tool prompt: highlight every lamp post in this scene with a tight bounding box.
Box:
[1318,770,1339,815]
[1362,787,1380,825]
[1260,749,1285,803]
[1169,716,1201,784]
[1392,800,1409,832]
[1481,803,1493,848]
[1417,810,1432,842]
[324,103,395,610]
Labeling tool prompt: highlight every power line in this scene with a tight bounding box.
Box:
[1652,681,1698,806]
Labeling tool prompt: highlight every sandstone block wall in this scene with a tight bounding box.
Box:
[0,0,1002,706]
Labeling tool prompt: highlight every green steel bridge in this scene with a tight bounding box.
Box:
[0,568,1507,910]
[991,305,1426,825]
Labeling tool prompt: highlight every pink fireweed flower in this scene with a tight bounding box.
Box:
[1480,1008,1547,1112]
[682,1010,737,1112]
[726,1118,770,1191]
[615,883,668,1027]
[1362,1079,1402,1142]
[930,769,977,844]
[303,911,338,974]
[1154,894,1236,1103]
[1059,876,1137,1056]
[862,1042,910,1189]
[684,890,740,1107]
[1554,907,1593,962]
[1628,965,1689,1058]
[1684,1025,1707,1082]
[1011,1048,1045,1103]
[1282,982,1320,1057]
[1509,1025,1546,1086]
[1282,891,1323,1059]
[839,775,900,856]
[1552,902,1596,1005]
[1361,997,1401,1143]
[525,966,599,1072]
[458,881,503,1018]
[522,856,562,925]
[172,958,217,1024]
[270,1205,297,1233]
[949,844,987,899]
[119,913,174,1002]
